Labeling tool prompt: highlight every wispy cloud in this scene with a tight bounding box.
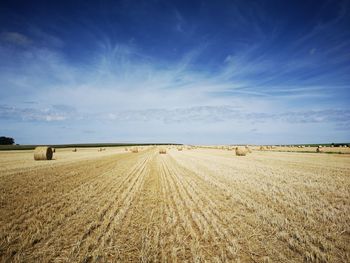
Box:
[0,104,75,122]
[0,0,349,144]
[0,32,32,46]
[0,33,349,143]
[2,103,349,130]
[103,106,350,129]
[174,9,185,33]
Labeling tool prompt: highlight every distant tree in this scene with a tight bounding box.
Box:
[0,136,15,145]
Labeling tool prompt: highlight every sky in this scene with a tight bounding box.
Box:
[0,0,349,145]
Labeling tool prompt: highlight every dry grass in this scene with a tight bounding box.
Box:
[0,147,349,262]
[256,145,350,154]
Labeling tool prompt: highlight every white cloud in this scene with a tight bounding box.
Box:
[0,32,32,46]
[0,32,349,144]
[0,104,73,122]
[174,9,185,33]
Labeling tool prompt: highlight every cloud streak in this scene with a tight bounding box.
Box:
[0,0,349,144]
[0,31,32,46]
[2,103,349,131]
[0,104,75,122]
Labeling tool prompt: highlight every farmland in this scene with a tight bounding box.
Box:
[0,147,349,262]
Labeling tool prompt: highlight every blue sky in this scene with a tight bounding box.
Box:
[0,0,349,144]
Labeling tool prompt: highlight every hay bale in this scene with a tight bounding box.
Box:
[125,147,129,151]
[72,148,77,152]
[131,147,138,153]
[245,146,252,153]
[316,147,324,153]
[235,147,248,156]
[177,146,183,151]
[159,148,167,154]
[259,146,266,151]
[34,146,53,160]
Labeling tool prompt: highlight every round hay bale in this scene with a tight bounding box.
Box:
[131,147,138,153]
[159,148,167,154]
[316,147,324,153]
[34,146,53,161]
[125,147,128,151]
[177,146,183,151]
[72,148,77,152]
[245,146,252,153]
[235,147,248,156]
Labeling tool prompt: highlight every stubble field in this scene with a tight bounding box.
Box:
[0,147,349,262]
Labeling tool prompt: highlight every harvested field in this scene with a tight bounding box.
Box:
[255,146,350,154]
[0,147,349,262]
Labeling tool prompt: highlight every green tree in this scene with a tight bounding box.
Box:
[0,136,15,145]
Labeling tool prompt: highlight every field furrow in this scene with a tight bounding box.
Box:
[0,147,349,262]
[169,149,350,262]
